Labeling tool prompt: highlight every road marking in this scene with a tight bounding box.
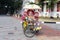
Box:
[56,22,60,24]
[41,22,44,23]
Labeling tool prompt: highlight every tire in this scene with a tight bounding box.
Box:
[24,26,35,38]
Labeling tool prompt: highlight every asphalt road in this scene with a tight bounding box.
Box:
[0,15,60,40]
[36,23,60,40]
[0,16,38,40]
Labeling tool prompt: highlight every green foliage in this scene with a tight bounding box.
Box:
[14,0,23,10]
[0,0,23,13]
[29,2,35,4]
[37,0,57,9]
[50,0,57,11]
[51,0,57,4]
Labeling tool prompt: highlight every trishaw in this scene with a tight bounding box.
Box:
[22,4,42,38]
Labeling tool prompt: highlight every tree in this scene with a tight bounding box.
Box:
[14,0,23,10]
[50,0,57,11]
[29,2,35,4]
[38,0,45,11]
[0,0,23,15]
[36,0,57,11]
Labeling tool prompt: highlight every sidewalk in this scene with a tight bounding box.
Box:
[39,17,60,22]
[13,14,60,22]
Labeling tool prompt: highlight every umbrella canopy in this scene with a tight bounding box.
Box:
[23,4,41,9]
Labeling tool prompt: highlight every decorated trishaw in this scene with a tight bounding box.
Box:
[21,4,42,38]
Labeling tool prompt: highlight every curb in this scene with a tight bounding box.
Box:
[13,15,60,24]
[41,21,60,24]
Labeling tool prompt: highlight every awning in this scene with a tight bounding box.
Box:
[23,4,41,9]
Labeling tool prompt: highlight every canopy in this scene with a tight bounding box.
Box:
[23,4,41,9]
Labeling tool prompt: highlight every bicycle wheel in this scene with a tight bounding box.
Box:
[24,25,35,38]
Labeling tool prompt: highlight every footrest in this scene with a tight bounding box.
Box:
[34,27,42,31]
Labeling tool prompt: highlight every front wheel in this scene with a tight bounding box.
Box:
[24,25,35,38]
[24,29,35,38]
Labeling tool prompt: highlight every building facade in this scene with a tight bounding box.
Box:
[22,0,60,18]
[53,0,60,18]
[35,0,60,18]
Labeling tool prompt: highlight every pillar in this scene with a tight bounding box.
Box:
[54,3,57,12]
[43,3,46,17]
[54,3,57,17]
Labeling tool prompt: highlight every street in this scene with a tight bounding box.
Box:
[44,23,60,30]
[0,16,38,40]
[0,16,60,40]
[37,23,60,40]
